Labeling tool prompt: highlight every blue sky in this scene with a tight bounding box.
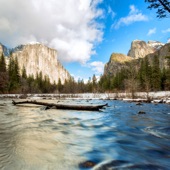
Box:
[0,0,169,82]
[64,0,170,82]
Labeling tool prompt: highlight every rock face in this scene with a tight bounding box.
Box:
[0,43,71,84]
[0,43,11,56]
[104,40,169,76]
[147,42,170,69]
[147,40,164,50]
[127,40,164,59]
[0,44,3,56]
[104,53,133,76]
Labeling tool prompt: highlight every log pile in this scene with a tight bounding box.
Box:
[12,100,108,111]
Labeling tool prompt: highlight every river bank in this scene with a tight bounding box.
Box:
[0,91,170,104]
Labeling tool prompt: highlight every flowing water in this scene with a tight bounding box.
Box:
[0,99,170,170]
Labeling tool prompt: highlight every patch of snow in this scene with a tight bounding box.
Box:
[166,100,170,104]
[147,40,164,50]
[12,45,24,52]
[0,91,170,101]
[123,98,147,102]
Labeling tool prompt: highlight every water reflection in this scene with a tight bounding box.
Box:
[0,99,170,170]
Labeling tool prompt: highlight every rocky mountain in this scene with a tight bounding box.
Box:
[147,42,170,69]
[127,40,164,59]
[0,43,11,56]
[104,53,133,76]
[0,42,71,84]
[104,40,169,76]
[147,40,164,50]
[0,44,3,56]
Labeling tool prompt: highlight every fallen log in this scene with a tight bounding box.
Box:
[12,100,108,111]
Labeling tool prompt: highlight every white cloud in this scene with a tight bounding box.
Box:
[147,28,156,36]
[167,38,170,43]
[162,28,170,33]
[0,0,104,64]
[108,6,116,19]
[89,61,104,75]
[113,5,148,29]
[71,74,89,83]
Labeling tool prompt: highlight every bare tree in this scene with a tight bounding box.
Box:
[125,62,139,99]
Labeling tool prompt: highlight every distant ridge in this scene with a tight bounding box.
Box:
[104,40,169,76]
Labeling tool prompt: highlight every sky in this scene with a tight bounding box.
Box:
[0,0,169,82]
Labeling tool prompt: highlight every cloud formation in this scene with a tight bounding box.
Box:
[147,28,156,36]
[89,61,104,75]
[108,6,116,19]
[113,5,148,29]
[167,38,170,43]
[0,0,103,64]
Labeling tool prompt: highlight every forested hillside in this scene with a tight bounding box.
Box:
[99,55,170,94]
[0,54,98,94]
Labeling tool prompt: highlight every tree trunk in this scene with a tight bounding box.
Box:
[12,100,108,111]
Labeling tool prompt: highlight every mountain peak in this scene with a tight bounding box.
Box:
[127,40,164,59]
[104,40,169,78]
[0,43,11,56]
[110,53,132,63]
[147,40,164,50]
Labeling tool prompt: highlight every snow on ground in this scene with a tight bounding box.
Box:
[0,91,170,101]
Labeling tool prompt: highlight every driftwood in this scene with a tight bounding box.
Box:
[12,100,108,111]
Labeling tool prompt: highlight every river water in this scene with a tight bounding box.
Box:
[0,99,170,170]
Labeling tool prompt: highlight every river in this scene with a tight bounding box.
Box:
[0,99,170,170]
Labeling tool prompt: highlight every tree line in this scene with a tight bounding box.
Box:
[98,55,170,97]
[0,54,170,94]
[0,54,57,94]
[0,54,98,94]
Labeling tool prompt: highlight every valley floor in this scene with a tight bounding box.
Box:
[0,91,170,104]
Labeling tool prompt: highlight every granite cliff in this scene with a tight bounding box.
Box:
[104,53,133,76]
[0,43,71,84]
[0,44,3,56]
[146,42,170,69]
[127,40,164,59]
[0,43,11,56]
[104,40,169,76]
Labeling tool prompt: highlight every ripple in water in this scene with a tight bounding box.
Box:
[0,99,170,170]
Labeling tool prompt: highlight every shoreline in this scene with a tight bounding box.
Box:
[0,91,170,104]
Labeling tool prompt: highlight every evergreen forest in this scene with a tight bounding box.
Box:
[0,54,170,94]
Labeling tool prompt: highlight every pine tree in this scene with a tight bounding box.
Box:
[161,67,167,90]
[152,55,161,91]
[125,62,139,98]
[92,74,97,92]
[138,59,145,89]
[27,74,34,93]
[98,75,109,92]
[98,75,104,92]
[8,57,21,92]
[38,71,43,90]
[0,54,6,72]
[165,56,170,90]
[0,54,8,93]
[21,65,27,79]
[57,78,63,93]
[44,75,51,93]
[14,57,20,84]
[138,57,152,93]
